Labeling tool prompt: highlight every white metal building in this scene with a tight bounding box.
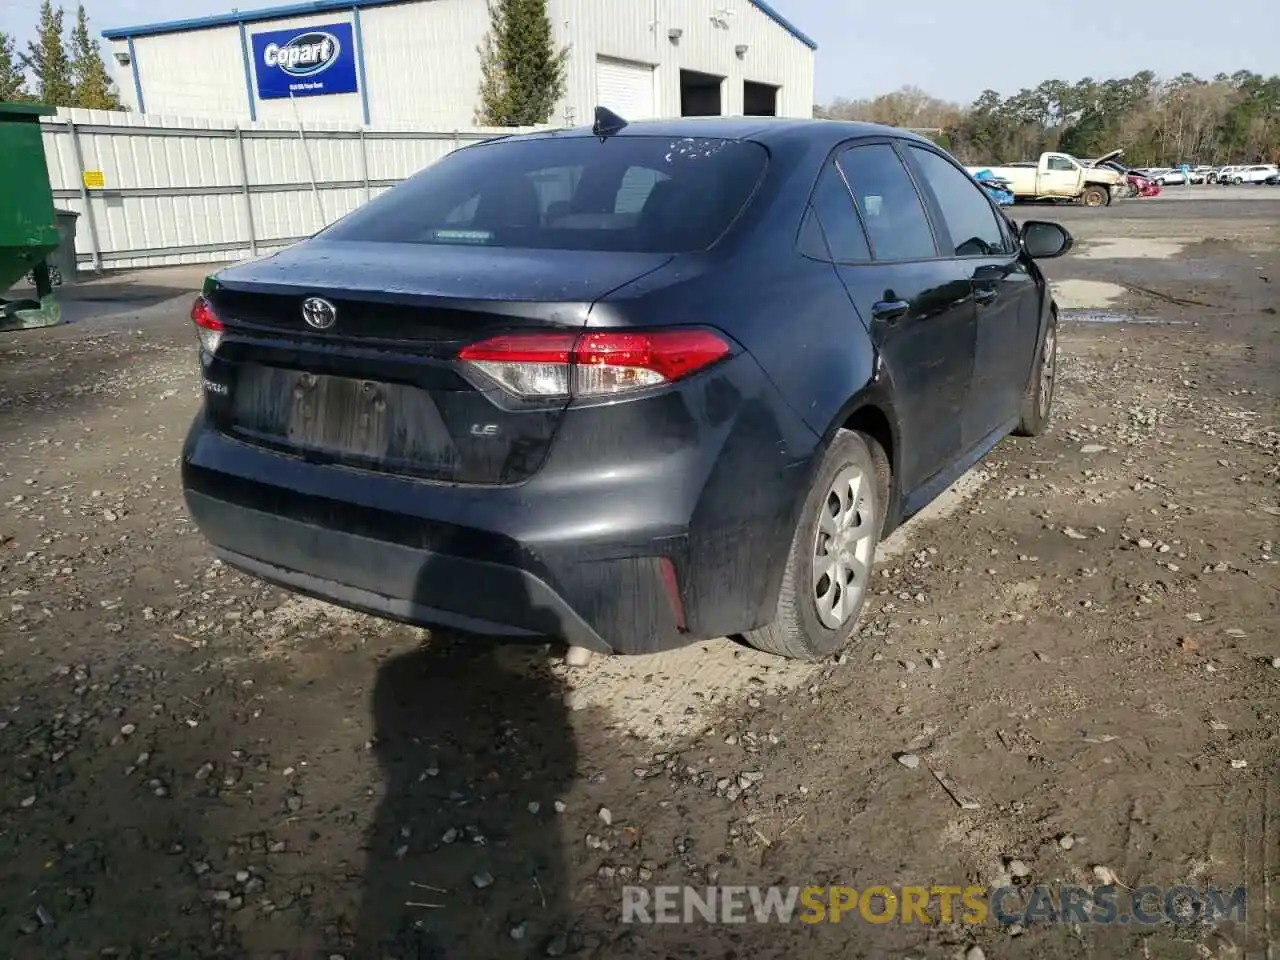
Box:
[102,0,816,128]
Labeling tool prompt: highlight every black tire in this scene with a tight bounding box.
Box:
[744,430,888,661]
[1014,308,1058,437]
[1081,185,1107,207]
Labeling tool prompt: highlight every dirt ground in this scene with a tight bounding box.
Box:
[1,196,1276,959]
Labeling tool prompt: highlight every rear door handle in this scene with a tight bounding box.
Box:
[974,287,999,305]
[871,299,910,322]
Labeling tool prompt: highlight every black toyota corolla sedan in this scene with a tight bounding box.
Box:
[181,114,1072,662]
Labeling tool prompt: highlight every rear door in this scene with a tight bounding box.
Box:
[902,143,1039,446]
[817,140,976,494]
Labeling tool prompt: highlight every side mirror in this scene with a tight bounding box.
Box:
[1020,220,1074,259]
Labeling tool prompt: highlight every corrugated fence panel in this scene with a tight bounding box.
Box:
[40,107,549,270]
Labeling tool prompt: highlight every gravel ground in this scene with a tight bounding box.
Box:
[1,197,1277,959]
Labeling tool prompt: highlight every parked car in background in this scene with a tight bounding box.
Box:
[966,151,1124,206]
[1129,173,1161,197]
[1264,170,1280,185]
[1084,154,1163,199]
[1230,164,1279,184]
[1212,165,1242,184]
[180,114,1074,662]
[1081,151,1138,198]
[1150,168,1186,185]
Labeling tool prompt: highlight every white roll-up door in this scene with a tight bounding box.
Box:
[595,57,655,120]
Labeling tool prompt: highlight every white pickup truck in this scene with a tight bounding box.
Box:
[965,151,1125,206]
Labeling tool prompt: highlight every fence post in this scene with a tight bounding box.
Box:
[66,116,103,274]
[359,126,371,202]
[233,124,258,257]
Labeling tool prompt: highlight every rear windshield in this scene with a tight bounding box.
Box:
[320,134,767,253]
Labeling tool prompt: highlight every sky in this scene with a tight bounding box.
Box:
[2,0,1275,105]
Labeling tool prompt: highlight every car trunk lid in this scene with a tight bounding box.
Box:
[201,240,672,484]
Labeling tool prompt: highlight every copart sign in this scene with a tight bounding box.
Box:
[251,22,358,99]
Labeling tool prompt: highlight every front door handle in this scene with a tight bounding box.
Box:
[871,299,910,322]
[974,287,999,305]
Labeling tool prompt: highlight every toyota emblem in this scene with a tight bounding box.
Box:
[301,296,337,330]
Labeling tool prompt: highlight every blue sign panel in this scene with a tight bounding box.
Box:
[251,21,358,99]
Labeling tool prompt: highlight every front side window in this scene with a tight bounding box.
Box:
[907,146,1010,257]
[1047,156,1078,172]
[321,135,768,253]
[836,144,936,261]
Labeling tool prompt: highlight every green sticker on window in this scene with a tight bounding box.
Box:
[432,229,492,244]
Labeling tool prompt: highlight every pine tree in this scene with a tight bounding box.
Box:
[0,31,31,102]
[21,1,74,107]
[475,0,567,126]
[70,5,120,110]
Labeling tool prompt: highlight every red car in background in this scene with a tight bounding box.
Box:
[1128,173,1161,197]
[1083,149,1161,198]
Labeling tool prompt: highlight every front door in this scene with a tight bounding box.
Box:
[1041,155,1082,197]
[902,144,1041,445]
[820,141,977,494]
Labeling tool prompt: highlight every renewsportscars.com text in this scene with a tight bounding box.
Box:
[621,884,1248,926]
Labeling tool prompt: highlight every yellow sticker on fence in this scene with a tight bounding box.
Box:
[82,169,105,189]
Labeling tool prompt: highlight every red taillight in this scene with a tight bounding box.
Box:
[457,329,731,399]
[190,295,224,353]
[191,295,223,330]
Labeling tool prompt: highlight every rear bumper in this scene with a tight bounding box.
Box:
[181,352,821,654]
[187,491,615,651]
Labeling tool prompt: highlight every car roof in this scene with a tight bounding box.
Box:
[484,115,934,150]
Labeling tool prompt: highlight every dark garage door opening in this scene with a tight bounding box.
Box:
[680,69,723,117]
[743,81,778,117]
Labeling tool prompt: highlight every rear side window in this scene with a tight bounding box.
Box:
[907,146,1010,257]
[321,135,767,253]
[836,144,936,261]
[807,161,871,262]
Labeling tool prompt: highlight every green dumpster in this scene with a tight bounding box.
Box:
[0,101,62,330]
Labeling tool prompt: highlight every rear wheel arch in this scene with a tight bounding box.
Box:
[841,405,895,519]
[822,390,900,532]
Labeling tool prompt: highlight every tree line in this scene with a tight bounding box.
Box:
[818,71,1280,167]
[1,0,120,110]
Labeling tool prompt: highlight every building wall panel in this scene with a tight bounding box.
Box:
[104,0,814,127]
[115,27,248,118]
[359,0,491,128]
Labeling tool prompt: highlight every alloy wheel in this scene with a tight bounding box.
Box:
[1038,325,1057,420]
[812,464,877,629]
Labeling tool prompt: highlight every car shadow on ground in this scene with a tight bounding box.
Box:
[350,550,579,958]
